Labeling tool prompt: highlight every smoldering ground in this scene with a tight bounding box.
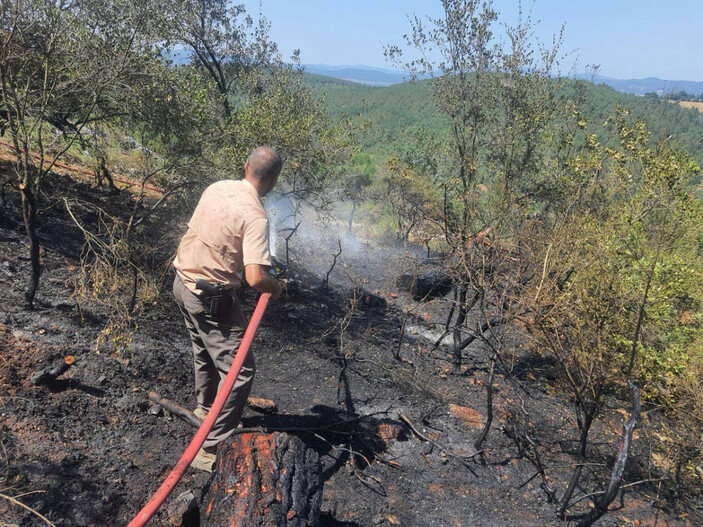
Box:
[0,177,696,526]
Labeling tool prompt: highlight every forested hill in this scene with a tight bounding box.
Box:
[305,72,703,168]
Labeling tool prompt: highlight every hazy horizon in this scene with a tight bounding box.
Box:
[302,63,702,84]
[242,0,703,82]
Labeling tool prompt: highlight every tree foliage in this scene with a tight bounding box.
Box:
[387,0,566,363]
[222,63,353,210]
[0,0,177,305]
[0,0,352,315]
[168,0,278,116]
[307,71,703,171]
[522,107,703,516]
[385,0,703,520]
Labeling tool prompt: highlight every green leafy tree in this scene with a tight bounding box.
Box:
[524,109,703,520]
[387,0,565,366]
[0,0,171,306]
[386,3,703,521]
[164,1,354,211]
[217,62,353,213]
[66,63,218,353]
[168,0,279,117]
[341,152,375,233]
[371,155,442,245]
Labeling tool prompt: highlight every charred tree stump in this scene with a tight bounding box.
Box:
[203,432,322,527]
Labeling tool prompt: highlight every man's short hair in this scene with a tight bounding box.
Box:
[248,146,282,182]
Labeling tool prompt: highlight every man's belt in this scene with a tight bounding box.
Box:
[195,279,233,319]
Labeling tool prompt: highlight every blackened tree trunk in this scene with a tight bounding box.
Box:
[203,432,322,527]
[452,286,468,368]
[21,182,40,307]
[96,153,119,194]
[557,403,597,518]
[577,384,641,527]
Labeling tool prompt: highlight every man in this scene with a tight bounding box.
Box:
[173,146,282,472]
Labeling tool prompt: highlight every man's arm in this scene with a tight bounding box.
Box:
[244,264,281,299]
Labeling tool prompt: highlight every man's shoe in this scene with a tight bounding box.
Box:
[193,406,208,420]
[190,447,217,473]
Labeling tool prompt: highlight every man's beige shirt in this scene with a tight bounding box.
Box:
[174,179,272,293]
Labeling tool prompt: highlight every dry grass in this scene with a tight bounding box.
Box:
[0,140,163,198]
[669,100,703,112]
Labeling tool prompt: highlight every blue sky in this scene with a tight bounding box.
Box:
[242,0,703,81]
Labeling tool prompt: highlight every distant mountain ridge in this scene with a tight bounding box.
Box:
[578,74,703,97]
[304,64,703,96]
[302,64,410,86]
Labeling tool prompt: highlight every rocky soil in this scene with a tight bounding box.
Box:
[1,165,700,526]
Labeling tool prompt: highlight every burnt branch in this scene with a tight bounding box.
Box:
[321,239,342,289]
[474,351,496,450]
[449,316,506,368]
[576,383,641,527]
[148,391,202,429]
[30,355,75,385]
[282,220,302,267]
[149,392,278,429]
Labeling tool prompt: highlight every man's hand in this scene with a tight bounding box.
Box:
[244,264,281,299]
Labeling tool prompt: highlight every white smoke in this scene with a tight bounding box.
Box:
[264,193,425,291]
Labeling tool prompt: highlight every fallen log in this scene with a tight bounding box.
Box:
[30,355,75,385]
[148,392,279,429]
[148,391,201,428]
[202,432,322,527]
[396,271,452,300]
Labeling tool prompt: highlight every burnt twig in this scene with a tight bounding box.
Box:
[449,316,505,367]
[0,491,55,526]
[281,221,302,268]
[348,440,387,496]
[503,425,557,503]
[321,240,342,289]
[421,403,444,432]
[568,478,666,508]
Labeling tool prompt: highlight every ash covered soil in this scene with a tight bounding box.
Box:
[1,172,700,526]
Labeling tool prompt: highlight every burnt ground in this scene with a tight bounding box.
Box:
[1,167,702,526]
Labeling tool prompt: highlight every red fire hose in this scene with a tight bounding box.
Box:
[127,293,271,527]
